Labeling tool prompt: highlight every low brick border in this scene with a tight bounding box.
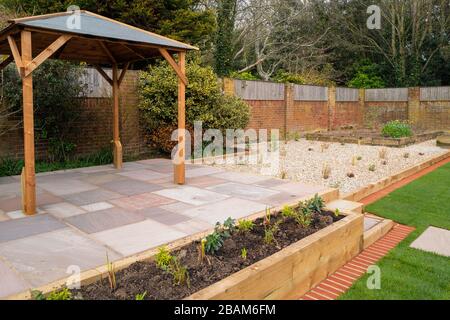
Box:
[299,224,415,300]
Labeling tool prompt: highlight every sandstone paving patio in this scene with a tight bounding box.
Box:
[0,158,329,298]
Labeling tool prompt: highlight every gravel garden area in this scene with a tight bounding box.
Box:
[212,139,448,194]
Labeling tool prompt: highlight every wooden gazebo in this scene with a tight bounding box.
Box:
[0,10,197,215]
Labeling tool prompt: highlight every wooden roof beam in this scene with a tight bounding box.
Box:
[98,41,116,64]
[159,48,188,85]
[7,35,24,76]
[24,35,72,77]
[94,65,113,86]
[118,62,130,87]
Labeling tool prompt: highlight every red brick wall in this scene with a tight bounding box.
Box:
[0,71,148,161]
[331,102,364,130]
[245,100,286,132]
[364,102,408,128]
[288,101,329,132]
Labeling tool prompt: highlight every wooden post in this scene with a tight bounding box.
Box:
[112,64,123,169]
[21,30,36,215]
[175,52,186,184]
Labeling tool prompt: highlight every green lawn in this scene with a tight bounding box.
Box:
[340,162,450,300]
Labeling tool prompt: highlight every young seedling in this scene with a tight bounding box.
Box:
[357,156,362,161]
[106,253,117,291]
[403,152,410,159]
[135,291,147,300]
[170,257,190,287]
[155,246,173,271]
[295,208,312,228]
[322,163,331,179]
[281,205,296,218]
[334,208,340,218]
[264,207,272,226]
[237,219,254,233]
[369,164,376,172]
[351,156,357,166]
[241,248,248,261]
[379,148,387,159]
[280,170,288,179]
[199,238,207,263]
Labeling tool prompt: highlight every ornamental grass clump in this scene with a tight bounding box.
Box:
[382,120,413,138]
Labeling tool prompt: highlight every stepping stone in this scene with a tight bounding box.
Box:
[91,220,187,256]
[207,182,280,201]
[364,217,382,231]
[154,186,229,206]
[327,199,364,214]
[65,207,146,234]
[0,214,66,243]
[410,226,450,257]
[0,228,121,287]
[436,135,450,149]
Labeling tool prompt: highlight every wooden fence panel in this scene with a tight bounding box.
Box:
[294,85,328,101]
[365,88,408,102]
[234,80,285,101]
[420,87,450,101]
[336,87,359,102]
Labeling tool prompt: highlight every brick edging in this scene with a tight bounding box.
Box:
[299,224,415,300]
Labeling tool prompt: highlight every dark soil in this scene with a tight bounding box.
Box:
[72,210,343,300]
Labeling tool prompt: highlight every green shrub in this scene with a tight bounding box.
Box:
[229,71,260,81]
[139,58,250,153]
[382,120,413,138]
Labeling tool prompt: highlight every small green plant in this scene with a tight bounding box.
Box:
[241,248,248,260]
[357,156,362,161]
[280,170,288,179]
[351,156,357,166]
[205,231,224,254]
[334,208,340,218]
[106,253,117,291]
[369,164,376,172]
[382,120,412,138]
[222,217,236,234]
[31,290,46,300]
[237,219,254,233]
[281,205,296,218]
[307,194,325,213]
[264,207,272,226]
[403,152,410,159]
[135,291,147,300]
[296,208,313,228]
[170,257,190,287]
[155,246,173,271]
[264,225,278,245]
[199,238,207,263]
[46,287,72,300]
[322,163,331,179]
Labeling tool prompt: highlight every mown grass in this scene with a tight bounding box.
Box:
[340,162,450,300]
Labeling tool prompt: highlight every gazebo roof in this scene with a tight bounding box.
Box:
[0,10,197,66]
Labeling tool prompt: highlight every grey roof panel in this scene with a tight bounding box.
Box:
[17,12,194,50]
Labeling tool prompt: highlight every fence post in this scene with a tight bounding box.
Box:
[284,83,294,140]
[359,88,365,128]
[327,86,336,131]
[408,87,420,127]
[223,77,235,95]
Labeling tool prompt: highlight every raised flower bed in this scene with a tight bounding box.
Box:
[61,195,363,300]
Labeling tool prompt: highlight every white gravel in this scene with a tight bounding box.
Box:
[211,139,448,194]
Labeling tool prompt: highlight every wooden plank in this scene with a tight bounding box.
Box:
[234,79,285,101]
[118,62,130,87]
[174,52,186,184]
[112,64,123,169]
[420,86,450,101]
[122,44,145,59]
[7,35,24,76]
[336,87,359,102]
[24,35,72,76]
[294,84,328,101]
[0,55,13,71]
[98,41,116,64]
[365,88,408,102]
[20,30,36,215]
[159,48,188,86]
[93,65,113,86]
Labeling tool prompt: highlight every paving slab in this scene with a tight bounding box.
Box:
[364,217,382,231]
[183,197,267,224]
[0,176,16,185]
[80,202,114,212]
[38,179,98,196]
[138,207,191,226]
[110,193,175,211]
[160,202,195,214]
[64,207,146,234]
[0,228,121,287]
[0,182,22,199]
[255,178,291,188]
[80,173,127,185]
[154,186,229,206]
[0,259,31,298]
[118,169,169,181]
[43,202,86,219]
[327,199,364,214]
[207,182,280,201]
[272,181,327,197]
[91,220,187,256]
[101,180,164,196]
[186,176,229,188]
[172,218,214,234]
[259,191,301,206]
[0,210,9,222]
[62,189,123,206]
[185,166,224,178]
[410,226,450,257]
[212,171,271,184]
[0,192,62,213]
[0,214,66,243]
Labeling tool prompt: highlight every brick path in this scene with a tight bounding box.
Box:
[300,224,415,300]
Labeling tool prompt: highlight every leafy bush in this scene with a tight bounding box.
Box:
[139,58,250,153]
[205,217,236,254]
[347,59,385,89]
[2,60,87,162]
[273,66,335,86]
[229,71,260,81]
[381,120,413,138]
